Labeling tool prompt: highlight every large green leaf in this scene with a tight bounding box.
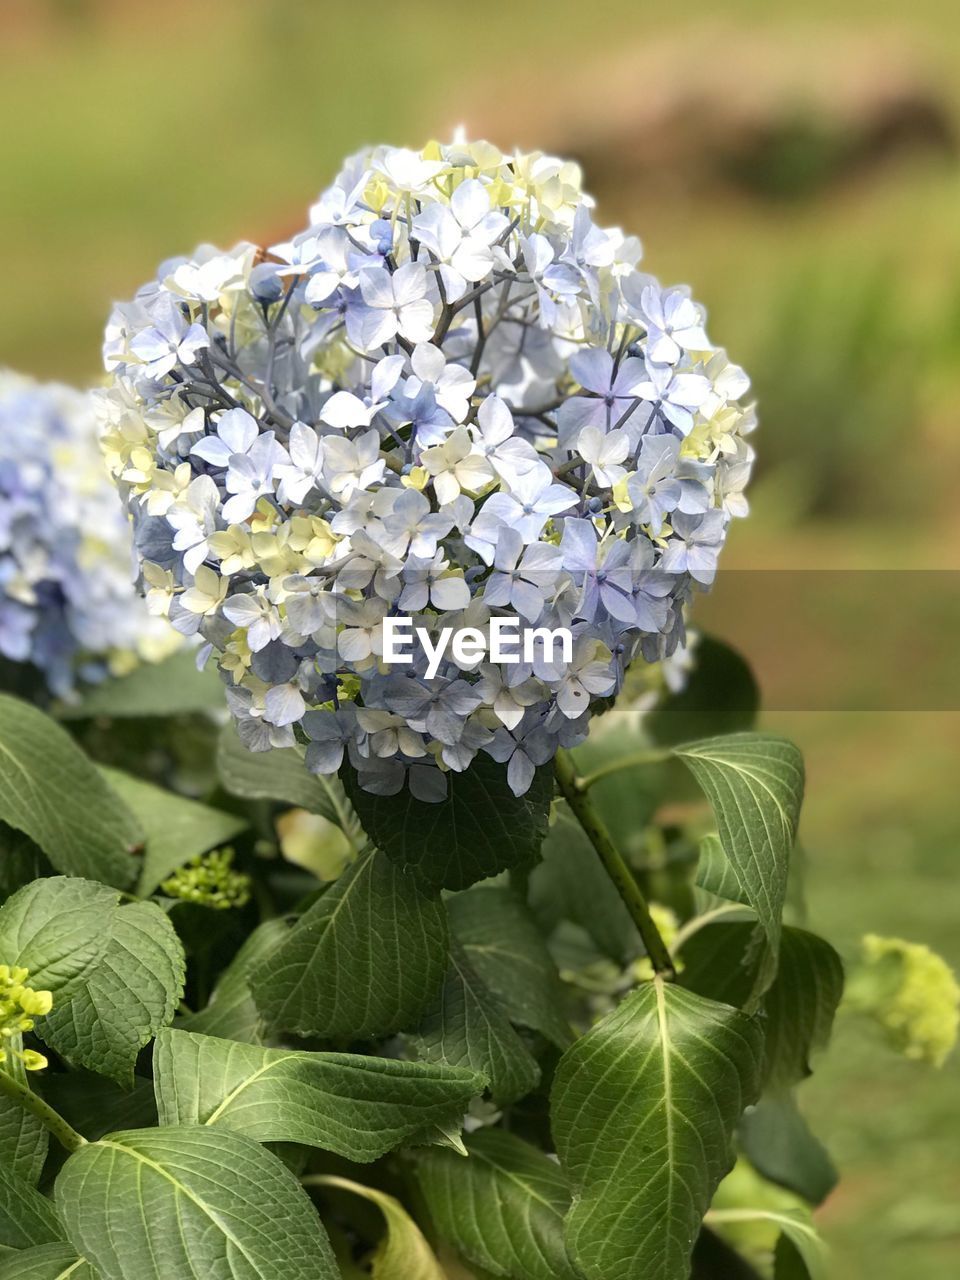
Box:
[412,941,540,1105]
[0,825,51,905]
[416,1130,581,1280]
[763,928,843,1090]
[678,923,843,1089]
[179,919,289,1045]
[341,756,553,891]
[59,648,224,719]
[0,877,117,996]
[738,1096,837,1206]
[39,901,185,1086]
[218,725,359,840]
[55,1126,337,1280]
[448,888,573,1048]
[99,767,247,896]
[530,804,638,963]
[153,1027,483,1160]
[648,635,759,746]
[0,696,141,888]
[251,849,447,1039]
[675,734,804,999]
[0,1048,47,1184]
[0,1243,95,1280]
[306,1176,445,1280]
[552,979,763,1280]
[0,1162,62,1251]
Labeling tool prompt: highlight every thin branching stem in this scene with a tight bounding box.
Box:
[577,748,673,791]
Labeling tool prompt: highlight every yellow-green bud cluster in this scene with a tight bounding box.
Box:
[850,934,960,1069]
[0,964,52,1072]
[161,848,252,910]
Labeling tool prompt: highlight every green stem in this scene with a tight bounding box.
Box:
[509,866,530,902]
[0,1069,86,1153]
[554,750,675,979]
[577,748,672,792]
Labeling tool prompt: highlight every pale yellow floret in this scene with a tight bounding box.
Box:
[0,965,53,1073]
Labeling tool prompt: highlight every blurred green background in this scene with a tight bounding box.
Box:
[1,1,958,1275]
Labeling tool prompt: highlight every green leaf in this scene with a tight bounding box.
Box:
[308,1176,445,1280]
[675,734,804,999]
[58,648,224,719]
[178,919,289,1045]
[0,1243,95,1280]
[0,1162,62,1251]
[40,1072,158,1142]
[0,877,117,996]
[0,695,141,889]
[739,1096,837,1206]
[696,832,746,906]
[341,756,553,891]
[448,888,573,1048]
[416,1130,581,1280]
[775,1223,824,1280]
[0,1049,47,1183]
[98,767,248,896]
[677,918,764,1008]
[55,1126,338,1280]
[411,941,539,1105]
[39,901,185,1086]
[648,635,759,746]
[707,1208,826,1280]
[678,923,843,1089]
[218,725,359,839]
[251,849,447,1039]
[530,804,638,963]
[763,928,843,1090]
[551,979,763,1280]
[154,1027,483,1160]
[0,825,51,905]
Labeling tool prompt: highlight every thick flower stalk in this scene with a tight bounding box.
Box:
[0,370,179,697]
[100,138,754,801]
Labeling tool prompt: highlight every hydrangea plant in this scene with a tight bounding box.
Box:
[98,139,754,802]
[0,370,179,698]
[0,141,953,1280]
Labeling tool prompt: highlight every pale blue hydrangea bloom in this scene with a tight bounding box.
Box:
[98,138,754,800]
[0,371,179,697]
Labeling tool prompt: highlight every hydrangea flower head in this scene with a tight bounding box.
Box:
[850,934,960,1068]
[100,138,755,801]
[0,371,180,698]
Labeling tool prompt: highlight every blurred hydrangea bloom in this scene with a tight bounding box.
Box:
[849,934,960,1068]
[99,138,754,800]
[0,371,179,697]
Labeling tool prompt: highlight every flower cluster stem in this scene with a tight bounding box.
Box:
[577,748,672,792]
[0,1068,87,1153]
[554,749,676,980]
